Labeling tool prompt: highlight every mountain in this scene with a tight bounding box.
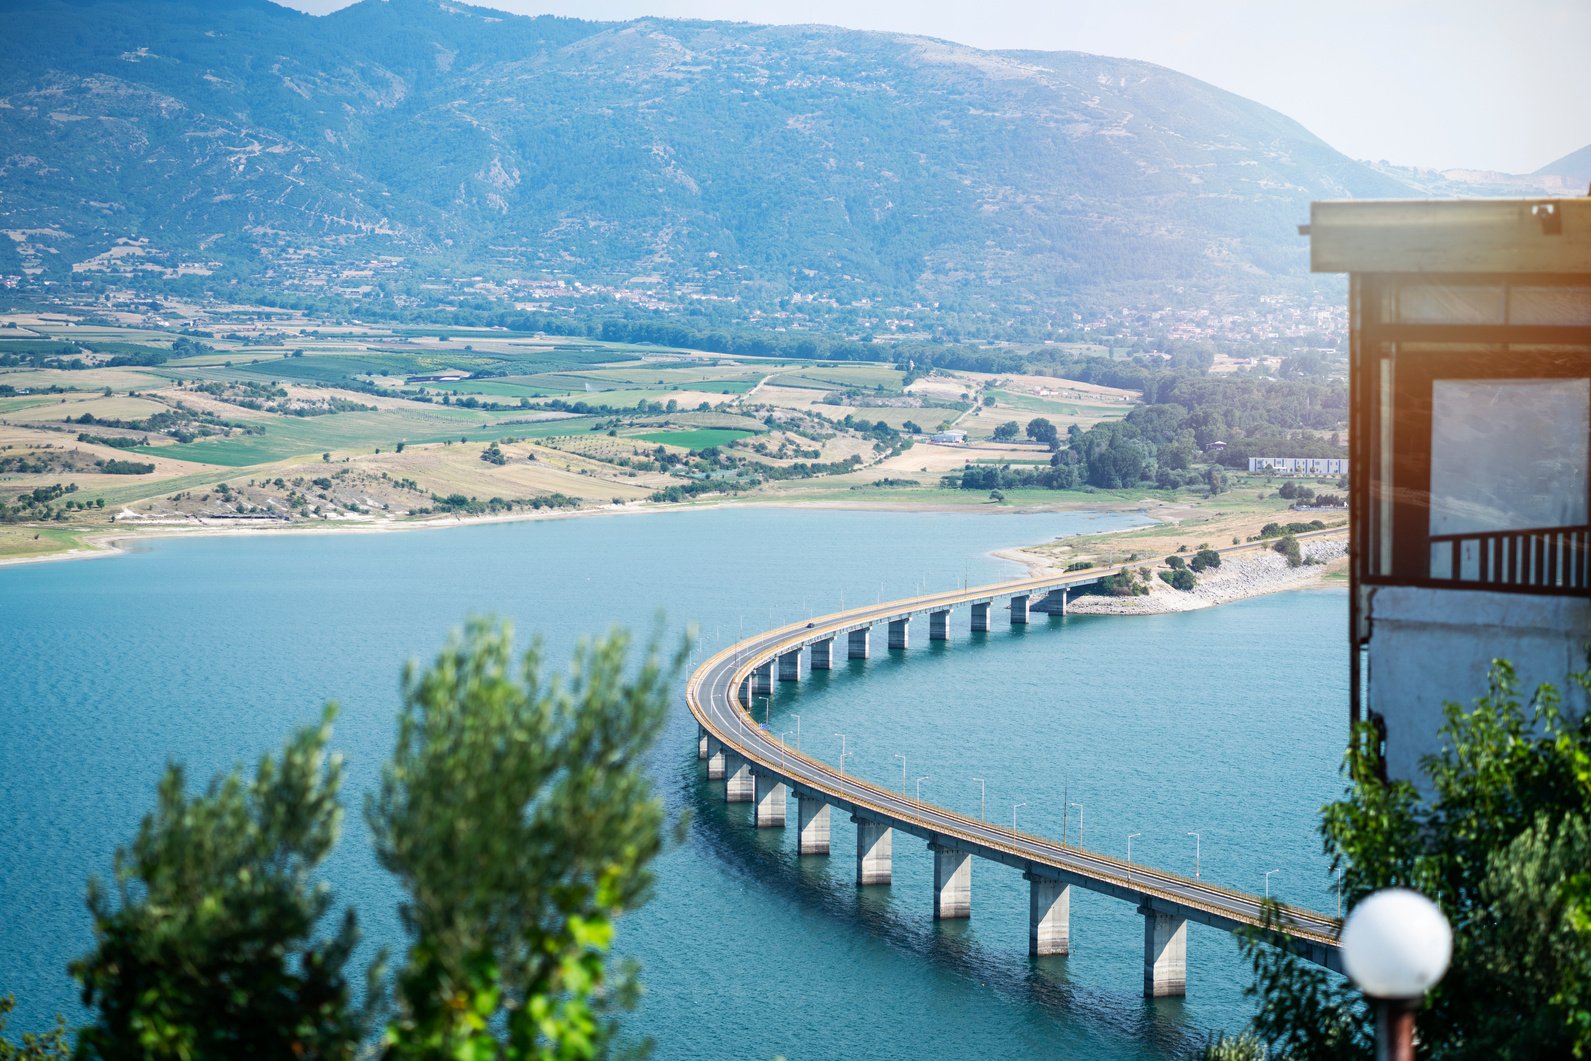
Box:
[0,0,1412,332]
[1535,144,1591,188]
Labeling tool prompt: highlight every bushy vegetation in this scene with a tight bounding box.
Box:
[1207,664,1591,1060]
[5,622,680,1059]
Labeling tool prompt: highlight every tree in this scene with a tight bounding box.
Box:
[369,620,682,1059]
[1025,417,1057,445]
[992,420,1020,441]
[1189,548,1222,573]
[1274,534,1302,567]
[0,997,69,1061]
[71,708,363,1061]
[1205,465,1229,496]
[1218,663,1591,1060]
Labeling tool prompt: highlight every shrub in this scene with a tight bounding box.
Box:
[1274,534,1303,567]
[1189,548,1222,573]
[1158,568,1197,591]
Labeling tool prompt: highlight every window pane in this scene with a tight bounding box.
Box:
[1429,377,1589,537]
[1509,286,1591,326]
[1397,283,1506,325]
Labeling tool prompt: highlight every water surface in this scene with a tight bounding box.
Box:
[0,507,1346,1058]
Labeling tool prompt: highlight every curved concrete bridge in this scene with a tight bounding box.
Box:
[686,536,1344,998]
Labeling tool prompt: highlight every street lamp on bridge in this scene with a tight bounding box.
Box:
[1070,802,1084,847]
[1012,801,1027,830]
[894,753,907,794]
[1265,869,1281,899]
[1187,831,1201,878]
[971,776,986,821]
[1126,832,1141,881]
[915,776,929,803]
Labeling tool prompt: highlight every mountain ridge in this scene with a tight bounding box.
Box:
[0,0,1414,334]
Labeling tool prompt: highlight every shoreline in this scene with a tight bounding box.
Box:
[996,535,1349,614]
[0,493,1167,571]
[1,495,1345,616]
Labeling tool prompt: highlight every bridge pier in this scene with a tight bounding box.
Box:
[706,739,726,780]
[725,754,754,803]
[929,609,951,641]
[1010,594,1030,625]
[778,649,802,683]
[1026,873,1071,956]
[888,617,910,650]
[753,771,786,828]
[854,816,893,885]
[1034,588,1068,615]
[970,601,991,632]
[848,627,871,659]
[797,796,830,855]
[930,843,972,919]
[1141,907,1188,997]
[697,725,708,760]
[810,638,834,671]
[738,677,751,705]
[752,661,774,696]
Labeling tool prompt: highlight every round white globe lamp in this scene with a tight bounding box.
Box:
[1340,888,1452,1061]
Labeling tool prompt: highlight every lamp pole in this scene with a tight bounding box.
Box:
[1070,802,1084,847]
[1187,831,1201,878]
[835,733,847,795]
[1012,801,1027,830]
[1341,889,1452,1061]
[915,776,929,803]
[791,713,801,751]
[971,776,986,821]
[894,753,907,794]
[1264,869,1280,899]
[1126,832,1141,881]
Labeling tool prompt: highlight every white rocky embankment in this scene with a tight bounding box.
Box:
[1065,536,1348,615]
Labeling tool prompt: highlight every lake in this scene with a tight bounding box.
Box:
[0,507,1347,1058]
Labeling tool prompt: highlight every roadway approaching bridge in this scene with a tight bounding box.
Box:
[686,535,1345,998]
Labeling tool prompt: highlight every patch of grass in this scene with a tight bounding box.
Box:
[632,428,757,451]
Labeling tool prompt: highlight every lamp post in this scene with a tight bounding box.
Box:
[1012,801,1027,830]
[1264,869,1280,899]
[971,776,986,821]
[1070,802,1084,847]
[1341,889,1452,1061]
[894,753,907,794]
[791,713,801,751]
[915,776,929,803]
[1126,832,1141,881]
[834,733,847,795]
[1187,831,1201,878]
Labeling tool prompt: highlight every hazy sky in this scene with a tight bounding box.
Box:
[275,0,1589,175]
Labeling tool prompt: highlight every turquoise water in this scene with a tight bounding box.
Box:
[0,508,1348,1057]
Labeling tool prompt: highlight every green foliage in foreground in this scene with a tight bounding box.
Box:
[371,620,683,1059]
[71,706,363,1060]
[9,620,679,1060]
[1205,661,1591,1060]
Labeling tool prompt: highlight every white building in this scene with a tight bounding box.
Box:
[931,430,968,444]
[1248,457,1349,476]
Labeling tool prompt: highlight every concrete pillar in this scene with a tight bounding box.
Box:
[848,627,871,659]
[1026,874,1071,956]
[754,771,787,827]
[738,677,751,705]
[810,637,834,670]
[706,739,726,780]
[1010,594,1030,625]
[1035,588,1068,615]
[1141,907,1188,997]
[929,609,951,641]
[971,601,991,632]
[752,661,774,696]
[698,725,708,760]
[725,754,754,803]
[888,617,909,650]
[778,649,801,683]
[798,796,830,855]
[854,817,892,885]
[931,844,972,919]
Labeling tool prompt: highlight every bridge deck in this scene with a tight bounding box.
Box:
[686,532,1345,970]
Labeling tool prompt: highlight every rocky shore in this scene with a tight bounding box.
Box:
[1064,536,1349,615]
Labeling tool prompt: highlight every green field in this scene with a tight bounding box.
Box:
[632,428,757,451]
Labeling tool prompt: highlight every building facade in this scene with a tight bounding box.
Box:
[1248,457,1349,476]
[1309,198,1590,784]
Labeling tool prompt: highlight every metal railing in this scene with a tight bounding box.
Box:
[1430,523,1590,593]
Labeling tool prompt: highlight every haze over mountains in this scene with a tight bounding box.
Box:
[0,0,1582,334]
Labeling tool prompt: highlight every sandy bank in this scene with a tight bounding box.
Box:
[1052,536,1349,615]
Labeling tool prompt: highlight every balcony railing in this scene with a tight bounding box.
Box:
[1429,524,1591,594]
